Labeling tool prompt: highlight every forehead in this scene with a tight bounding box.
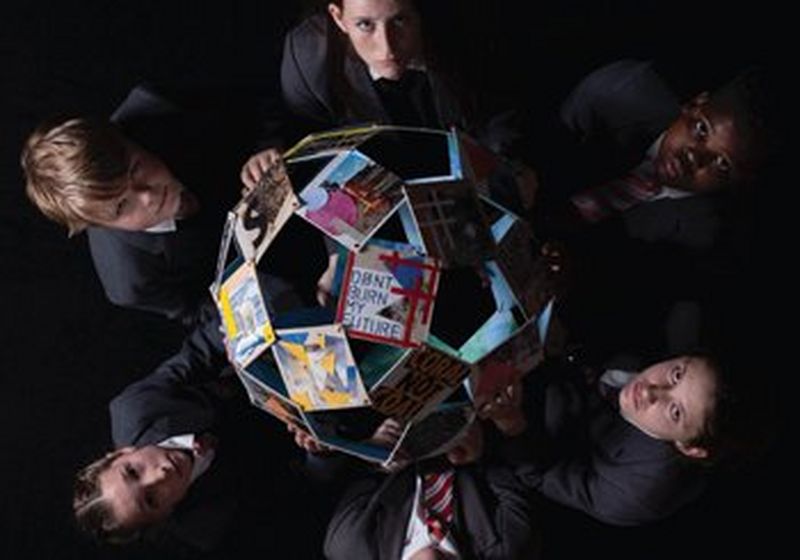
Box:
[698,102,757,169]
[80,178,129,220]
[341,0,413,15]
[98,455,144,526]
[679,358,718,430]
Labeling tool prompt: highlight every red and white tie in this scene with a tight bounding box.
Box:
[571,171,662,223]
[422,470,455,541]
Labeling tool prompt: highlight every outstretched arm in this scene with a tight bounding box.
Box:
[109,311,227,446]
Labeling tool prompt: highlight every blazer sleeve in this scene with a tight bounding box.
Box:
[109,311,227,447]
[111,84,180,123]
[280,16,334,129]
[521,440,690,526]
[480,467,542,560]
[559,59,678,143]
[323,476,383,560]
[87,228,192,320]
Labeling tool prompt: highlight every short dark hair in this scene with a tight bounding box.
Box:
[709,67,777,177]
[681,350,774,469]
[680,353,729,460]
[73,449,140,544]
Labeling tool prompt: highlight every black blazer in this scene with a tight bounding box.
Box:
[546,59,723,251]
[324,464,540,560]
[109,312,235,552]
[501,362,707,527]
[280,14,519,155]
[109,274,307,553]
[87,85,244,320]
[538,61,732,360]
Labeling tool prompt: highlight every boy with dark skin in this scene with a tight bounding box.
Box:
[538,60,769,244]
[535,61,772,363]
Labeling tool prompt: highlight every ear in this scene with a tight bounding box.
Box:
[675,440,709,459]
[328,3,348,34]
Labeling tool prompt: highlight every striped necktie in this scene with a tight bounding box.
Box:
[570,171,662,223]
[421,470,455,541]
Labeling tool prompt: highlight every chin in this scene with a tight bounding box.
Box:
[375,64,404,80]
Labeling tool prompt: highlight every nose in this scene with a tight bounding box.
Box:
[680,147,697,172]
[642,382,670,405]
[142,462,174,487]
[683,147,714,172]
[375,25,396,59]
[131,183,158,208]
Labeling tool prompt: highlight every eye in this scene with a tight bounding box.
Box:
[670,364,684,385]
[124,463,139,481]
[355,18,374,32]
[390,15,407,28]
[115,197,128,217]
[692,118,709,140]
[713,154,732,176]
[669,402,682,423]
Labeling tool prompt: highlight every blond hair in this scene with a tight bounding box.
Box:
[21,117,130,235]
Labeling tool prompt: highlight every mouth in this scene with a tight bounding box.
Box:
[625,381,642,411]
[658,155,683,184]
[377,59,403,71]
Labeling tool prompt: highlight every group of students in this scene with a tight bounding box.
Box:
[20,1,773,558]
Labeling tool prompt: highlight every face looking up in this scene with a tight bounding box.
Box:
[98,445,193,531]
[328,0,423,81]
[618,356,717,458]
[93,143,183,231]
[655,93,756,193]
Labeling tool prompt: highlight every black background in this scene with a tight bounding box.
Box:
[0,1,787,558]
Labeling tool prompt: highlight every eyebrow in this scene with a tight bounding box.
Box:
[699,108,715,134]
[678,358,702,429]
[118,464,148,515]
